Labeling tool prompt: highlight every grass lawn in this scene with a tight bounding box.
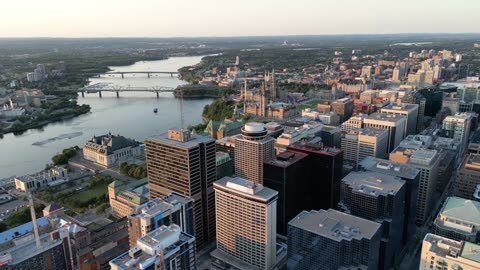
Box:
[296,104,314,111]
[69,184,108,203]
[307,99,329,106]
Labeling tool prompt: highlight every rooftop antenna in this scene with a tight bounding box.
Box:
[179,90,185,130]
[28,193,41,249]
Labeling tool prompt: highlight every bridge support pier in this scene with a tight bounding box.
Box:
[121,73,124,79]
[81,91,85,98]
[171,73,173,78]
[116,91,120,98]
[147,73,150,78]
[99,91,102,98]
[156,91,159,99]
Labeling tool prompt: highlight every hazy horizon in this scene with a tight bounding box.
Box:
[2,0,480,38]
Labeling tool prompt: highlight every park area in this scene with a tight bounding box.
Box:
[36,174,119,215]
[296,99,330,111]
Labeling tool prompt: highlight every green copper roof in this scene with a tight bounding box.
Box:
[205,120,221,132]
[440,196,480,225]
[125,177,149,189]
[109,180,124,188]
[218,119,243,132]
[461,242,480,263]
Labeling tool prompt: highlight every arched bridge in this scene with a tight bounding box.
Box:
[77,85,176,98]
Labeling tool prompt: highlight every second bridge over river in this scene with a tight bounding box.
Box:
[85,71,180,78]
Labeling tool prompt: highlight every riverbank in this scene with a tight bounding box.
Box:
[0,55,214,179]
[4,103,91,135]
[174,85,237,98]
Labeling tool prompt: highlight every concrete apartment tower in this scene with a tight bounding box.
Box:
[211,176,278,270]
[145,128,216,249]
[234,122,275,184]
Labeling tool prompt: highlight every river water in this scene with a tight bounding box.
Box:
[0,55,212,179]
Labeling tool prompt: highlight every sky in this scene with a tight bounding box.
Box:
[1,0,479,38]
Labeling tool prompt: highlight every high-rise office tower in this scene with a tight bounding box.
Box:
[211,176,278,270]
[392,65,401,82]
[443,113,473,155]
[359,157,420,245]
[339,171,406,269]
[340,128,388,167]
[381,103,419,136]
[145,129,216,249]
[401,90,426,132]
[127,192,194,248]
[360,90,378,105]
[110,224,196,270]
[263,151,310,236]
[234,122,275,184]
[442,97,460,115]
[331,98,354,123]
[390,148,440,225]
[363,113,406,153]
[287,142,343,210]
[419,234,480,270]
[433,64,442,80]
[455,153,480,200]
[287,209,381,270]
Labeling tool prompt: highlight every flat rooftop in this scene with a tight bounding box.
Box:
[111,225,194,270]
[344,128,387,138]
[0,217,49,244]
[8,231,64,265]
[342,171,405,197]
[444,113,470,121]
[409,149,438,165]
[146,131,214,149]
[465,154,480,171]
[364,112,406,123]
[216,134,241,146]
[289,209,381,242]
[129,193,192,220]
[214,176,278,202]
[264,151,308,168]
[288,141,342,156]
[359,157,420,180]
[423,233,480,264]
[381,102,418,112]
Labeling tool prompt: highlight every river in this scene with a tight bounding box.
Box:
[0,55,213,179]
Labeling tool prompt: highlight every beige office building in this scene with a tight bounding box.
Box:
[381,103,419,136]
[363,113,406,153]
[420,234,480,270]
[340,128,388,166]
[211,176,278,270]
[341,115,365,132]
[455,154,480,200]
[234,123,275,184]
[443,113,473,155]
[145,129,216,249]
